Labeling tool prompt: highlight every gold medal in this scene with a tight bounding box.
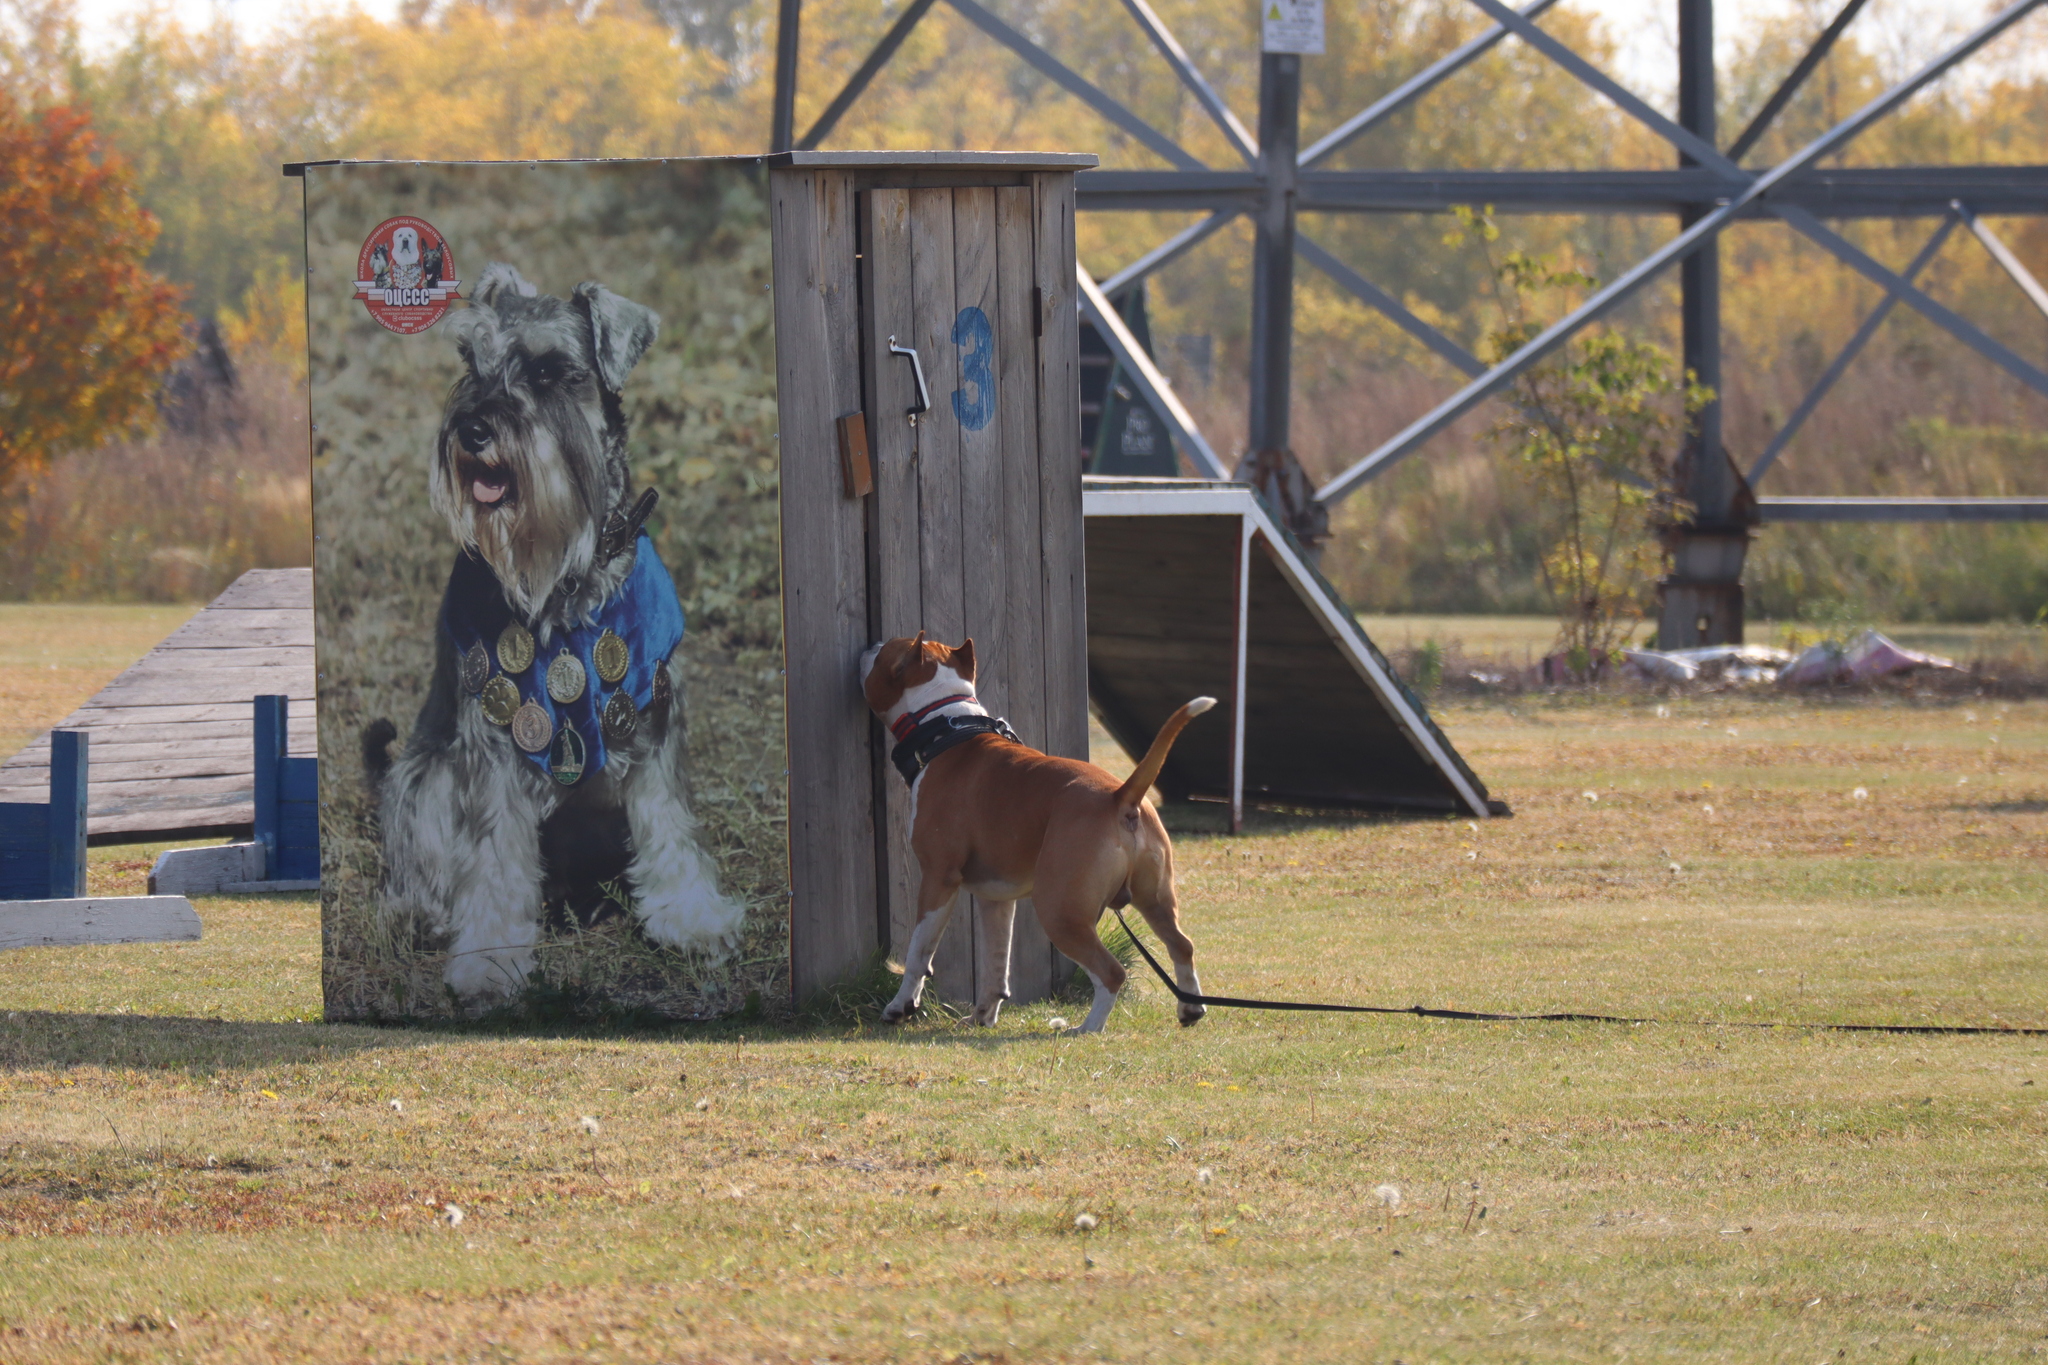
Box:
[650,656,673,714]
[496,621,535,675]
[601,689,639,746]
[546,649,587,704]
[511,699,554,753]
[460,640,490,694]
[550,724,586,785]
[593,629,630,685]
[479,675,520,726]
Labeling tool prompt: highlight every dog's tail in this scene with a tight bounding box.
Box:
[363,718,398,788]
[1114,697,1216,808]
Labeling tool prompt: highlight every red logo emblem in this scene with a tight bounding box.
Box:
[352,216,460,334]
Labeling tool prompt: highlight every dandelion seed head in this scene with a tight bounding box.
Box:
[579,1115,601,1135]
[389,1099,403,1113]
[1074,1212,1099,1231]
[441,1204,464,1227]
[1654,705,1670,719]
[694,1098,711,1111]
[1047,1017,1070,1032]
[1197,1167,1213,1184]
[1374,1184,1401,1210]
[1702,803,1714,815]
[1668,862,1683,874]
[1852,787,1869,800]
[1581,790,1599,802]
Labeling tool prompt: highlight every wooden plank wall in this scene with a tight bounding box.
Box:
[772,168,881,1003]
[788,169,1082,1010]
[0,569,315,841]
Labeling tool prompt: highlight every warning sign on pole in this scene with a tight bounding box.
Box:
[1261,0,1324,54]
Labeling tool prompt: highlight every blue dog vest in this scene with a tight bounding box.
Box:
[442,532,685,783]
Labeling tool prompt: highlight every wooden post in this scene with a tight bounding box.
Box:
[253,695,286,881]
[46,730,87,899]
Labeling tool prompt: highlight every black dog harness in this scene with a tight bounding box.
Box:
[889,707,1021,786]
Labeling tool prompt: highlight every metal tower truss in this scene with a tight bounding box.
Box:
[771,0,2048,645]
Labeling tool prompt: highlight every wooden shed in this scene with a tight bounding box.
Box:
[770,152,1096,1010]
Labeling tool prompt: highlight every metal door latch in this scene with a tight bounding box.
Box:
[887,336,932,422]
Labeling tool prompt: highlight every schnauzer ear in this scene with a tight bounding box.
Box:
[472,262,538,307]
[573,282,661,393]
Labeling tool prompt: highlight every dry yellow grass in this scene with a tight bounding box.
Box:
[0,605,199,763]
[0,686,2042,1362]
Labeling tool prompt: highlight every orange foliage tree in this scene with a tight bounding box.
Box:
[0,101,185,486]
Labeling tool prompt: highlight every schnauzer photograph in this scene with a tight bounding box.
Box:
[305,161,788,1021]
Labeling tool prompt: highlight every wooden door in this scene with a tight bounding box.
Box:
[858,178,1085,1008]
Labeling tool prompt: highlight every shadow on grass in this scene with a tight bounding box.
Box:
[1156,798,1459,839]
[0,1010,432,1073]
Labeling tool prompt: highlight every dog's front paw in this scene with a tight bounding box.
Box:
[633,880,745,957]
[880,1000,918,1024]
[443,946,534,1003]
[1178,1001,1207,1028]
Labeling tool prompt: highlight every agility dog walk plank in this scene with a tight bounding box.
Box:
[1083,479,1499,825]
[0,569,315,841]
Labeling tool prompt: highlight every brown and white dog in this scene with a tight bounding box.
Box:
[860,632,1213,1034]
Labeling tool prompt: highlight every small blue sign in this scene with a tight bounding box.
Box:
[951,305,996,432]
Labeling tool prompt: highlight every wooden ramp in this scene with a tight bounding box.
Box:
[0,570,314,843]
[1083,478,1500,824]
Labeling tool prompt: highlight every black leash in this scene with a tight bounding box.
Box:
[1107,907,2048,1038]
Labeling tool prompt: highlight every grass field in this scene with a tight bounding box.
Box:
[1,609,2045,1361]
[0,605,200,763]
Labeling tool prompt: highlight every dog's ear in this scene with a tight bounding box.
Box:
[951,638,976,683]
[472,262,538,307]
[894,631,926,676]
[574,282,661,393]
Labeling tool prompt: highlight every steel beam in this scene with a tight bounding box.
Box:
[1727,0,1871,163]
[944,0,1205,172]
[1748,215,1957,486]
[1464,0,1742,178]
[1314,0,2048,508]
[1295,233,1484,376]
[1758,497,2048,522]
[1960,203,2048,321]
[1101,211,1240,299]
[771,0,802,154]
[1298,0,1563,169]
[1248,53,1301,456]
[1119,0,1258,165]
[1074,165,2048,217]
[796,0,939,150]
[1077,266,1229,478]
[1774,204,2048,398]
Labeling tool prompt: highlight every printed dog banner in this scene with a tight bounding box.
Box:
[304,161,786,1020]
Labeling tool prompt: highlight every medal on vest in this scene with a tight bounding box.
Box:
[479,675,520,726]
[546,649,586,704]
[460,640,490,694]
[511,699,554,753]
[602,689,639,746]
[497,621,536,675]
[549,724,586,784]
[593,628,630,685]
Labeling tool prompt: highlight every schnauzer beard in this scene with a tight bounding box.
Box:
[432,408,604,622]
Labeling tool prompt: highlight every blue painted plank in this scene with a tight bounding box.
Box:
[280,757,318,802]
[253,695,287,871]
[47,730,87,899]
[0,801,53,899]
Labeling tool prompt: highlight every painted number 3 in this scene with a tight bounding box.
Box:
[951,306,995,432]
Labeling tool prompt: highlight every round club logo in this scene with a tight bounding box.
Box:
[352,216,460,334]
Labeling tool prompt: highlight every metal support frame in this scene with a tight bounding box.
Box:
[772,0,2048,638]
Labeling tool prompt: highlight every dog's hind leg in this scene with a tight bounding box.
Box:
[883,874,961,1024]
[1127,824,1205,1027]
[970,898,1016,1027]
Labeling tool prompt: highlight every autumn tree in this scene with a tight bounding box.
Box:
[0,101,185,485]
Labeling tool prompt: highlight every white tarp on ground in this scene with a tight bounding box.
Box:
[1624,631,1956,687]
